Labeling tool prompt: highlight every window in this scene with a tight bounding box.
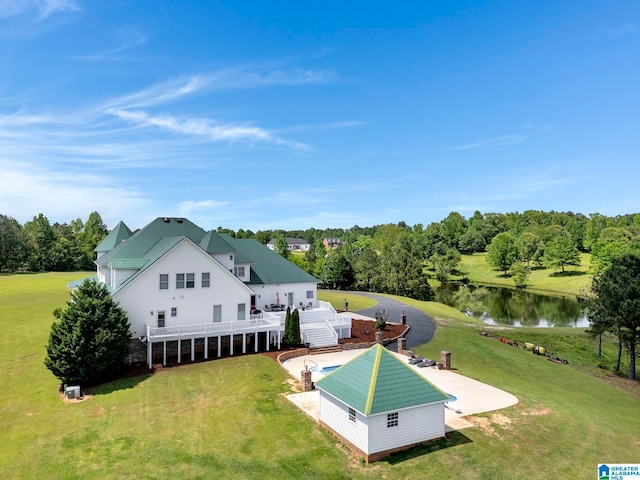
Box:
[306,290,314,299]
[171,307,177,317]
[159,274,169,290]
[387,412,398,428]
[213,305,222,322]
[176,273,195,288]
[237,303,246,321]
[202,272,210,288]
[157,311,165,328]
[234,266,245,277]
[229,255,233,261]
[348,407,356,423]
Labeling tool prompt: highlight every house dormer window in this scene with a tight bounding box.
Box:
[234,266,245,277]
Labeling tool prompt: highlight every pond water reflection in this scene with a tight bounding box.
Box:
[435,284,590,328]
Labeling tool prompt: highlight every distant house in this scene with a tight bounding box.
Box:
[266,237,310,251]
[71,217,351,368]
[315,344,449,463]
[323,237,342,249]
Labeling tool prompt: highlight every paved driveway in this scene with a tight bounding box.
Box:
[351,292,436,350]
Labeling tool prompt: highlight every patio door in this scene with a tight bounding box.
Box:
[287,292,294,308]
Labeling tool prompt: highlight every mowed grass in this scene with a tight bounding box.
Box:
[318,290,377,312]
[455,252,592,297]
[2,274,639,479]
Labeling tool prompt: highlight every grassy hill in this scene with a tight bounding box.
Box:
[452,252,593,297]
[1,273,637,479]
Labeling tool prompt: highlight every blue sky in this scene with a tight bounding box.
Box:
[1,1,639,231]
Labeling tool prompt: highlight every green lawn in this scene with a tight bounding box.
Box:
[1,274,638,479]
[318,290,377,312]
[455,252,593,297]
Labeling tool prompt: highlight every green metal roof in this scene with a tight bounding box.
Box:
[199,231,237,254]
[96,218,206,267]
[315,344,449,415]
[94,221,133,252]
[219,234,318,285]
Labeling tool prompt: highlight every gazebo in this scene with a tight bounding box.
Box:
[315,344,449,463]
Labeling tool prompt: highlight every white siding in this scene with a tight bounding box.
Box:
[367,402,446,454]
[319,391,369,453]
[211,252,234,271]
[114,268,137,288]
[114,239,254,338]
[254,282,317,310]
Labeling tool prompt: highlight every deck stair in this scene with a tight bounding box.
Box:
[300,322,338,348]
[310,345,343,355]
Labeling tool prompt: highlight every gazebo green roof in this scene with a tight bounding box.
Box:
[315,344,449,415]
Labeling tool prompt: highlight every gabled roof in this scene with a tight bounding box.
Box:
[96,217,206,267]
[94,221,133,252]
[315,344,449,415]
[220,234,317,285]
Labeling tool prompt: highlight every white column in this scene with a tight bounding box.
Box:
[163,341,167,366]
[242,333,246,354]
[178,339,181,364]
[191,338,195,361]
[254,331,259,352]
[266,331,270,352]
[148,340,152,369]
[217,335,221,358]
[230,334,234,356]
[204,336,208,360]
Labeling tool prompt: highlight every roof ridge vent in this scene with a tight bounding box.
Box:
[163,218,170,223]
[176,218,183,223]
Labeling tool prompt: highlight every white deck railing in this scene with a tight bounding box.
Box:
[147,312,281,340]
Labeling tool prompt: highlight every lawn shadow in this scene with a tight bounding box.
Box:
[549,270,588,278]
[385,430,473,465]
[91,371,153,395]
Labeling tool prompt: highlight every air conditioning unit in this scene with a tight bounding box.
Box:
[65,385,80,399]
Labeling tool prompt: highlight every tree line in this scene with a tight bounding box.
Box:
[0,212,108,272]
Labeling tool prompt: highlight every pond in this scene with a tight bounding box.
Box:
[435,284,590,328]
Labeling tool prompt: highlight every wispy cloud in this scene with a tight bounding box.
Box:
[73,25,147,62]
[102,67,336,110]
[107,108,307,148]
[0,0,80,21]
[609,23,637,36]
[455,133,526,150]
[275,120,367,134]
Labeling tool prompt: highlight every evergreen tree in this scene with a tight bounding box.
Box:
[290,308,301,345]
[45,280,131,386]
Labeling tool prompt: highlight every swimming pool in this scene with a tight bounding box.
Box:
[316,365,342,375]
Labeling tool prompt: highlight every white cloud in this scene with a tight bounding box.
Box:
[0,160,151,227]
[108,108,308,148]
[73,25,147,62]
[455,133,526,150]
[0,0,80,20]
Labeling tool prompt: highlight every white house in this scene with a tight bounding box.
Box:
[315,344,449,463]
[78,217,350,368]
[266,237,311,251]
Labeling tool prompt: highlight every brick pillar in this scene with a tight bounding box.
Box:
[301,369,313,392]
[440,350,451,370]
[398,337,406,355]
[375,331,384,345]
